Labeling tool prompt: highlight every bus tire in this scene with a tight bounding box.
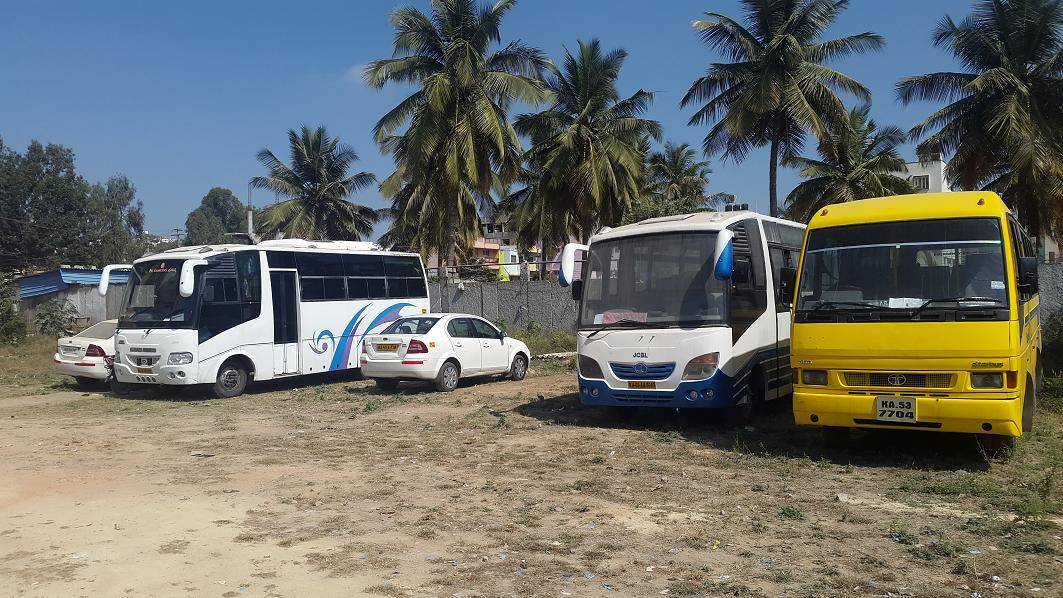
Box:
[110,377,132,396]
[509,354,528,381]
[1022,374,1037,435]
[726,366,766,425]
[211,360,248,399]
[434,360,460,392]
[375,378,400,391]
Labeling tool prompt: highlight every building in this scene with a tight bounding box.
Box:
[901,160,952,194]
[17,267,129,326]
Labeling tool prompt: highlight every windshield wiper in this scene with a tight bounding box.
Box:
[911,296,1005,318]
[586,318,656,339]
[808,300,882,313]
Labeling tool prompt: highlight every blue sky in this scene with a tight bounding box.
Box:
[0,0,972,235]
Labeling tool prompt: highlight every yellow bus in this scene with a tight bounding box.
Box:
[788,192,1042,453]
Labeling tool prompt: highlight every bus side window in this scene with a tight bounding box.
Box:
[728,220,768,339]
[769,245,797,310]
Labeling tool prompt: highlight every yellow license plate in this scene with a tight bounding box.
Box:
[376,343,399,352]
[628,381,656,390]
[136,367,153,374]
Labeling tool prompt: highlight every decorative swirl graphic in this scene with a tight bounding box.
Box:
[309,329,336,355]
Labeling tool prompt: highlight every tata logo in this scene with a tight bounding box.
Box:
[632,352,648,359]
[887,374,907,386]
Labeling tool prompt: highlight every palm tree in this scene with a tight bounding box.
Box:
[645,141,713,204]
[784,105,914,221]
[250,126,378,240]
[682,0,884,217]
[897,0,1063,240]
[504,39,662,249]
[365,0,548,280]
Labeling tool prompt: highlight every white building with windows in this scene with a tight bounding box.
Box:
[900,159,952,194]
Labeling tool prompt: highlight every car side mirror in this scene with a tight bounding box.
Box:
[571,279,583,301]
[779,266,797,305]
[1018,256,1039,293]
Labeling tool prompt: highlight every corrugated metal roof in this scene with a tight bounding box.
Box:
[18,268,129,299]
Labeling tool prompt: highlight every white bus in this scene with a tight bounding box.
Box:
[559,210,805,420]
[98,239,430,397]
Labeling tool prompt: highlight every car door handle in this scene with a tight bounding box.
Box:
[454,341,463,347]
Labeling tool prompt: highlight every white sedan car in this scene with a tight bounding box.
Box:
[53,319,117,387]
[360,314,530,392]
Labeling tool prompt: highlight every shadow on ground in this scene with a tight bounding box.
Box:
[515,392,994,471]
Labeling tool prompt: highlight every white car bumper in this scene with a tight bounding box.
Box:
[53,354,111,381]
[360,356,440,380]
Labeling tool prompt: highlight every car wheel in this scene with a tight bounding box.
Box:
[109,377,132,396]
[509,354,528,381]
[375,378,400,391]
[74,376,97,390]
[434,361,460,392]
[211,361,248,399]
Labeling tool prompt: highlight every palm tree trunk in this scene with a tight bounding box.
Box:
[440,195,457,312]
[768,136,780,218]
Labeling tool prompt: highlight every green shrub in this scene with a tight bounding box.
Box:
[0,276,27,344]
[33,299,80,337]
[505,326,576,355]
[1043,313,1063,375]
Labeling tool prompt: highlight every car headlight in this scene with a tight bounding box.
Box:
[970,372,1003,388]
[802,369,828,385]
[682,352,719,380]
[167,352,194,365]
[578,354,604,379]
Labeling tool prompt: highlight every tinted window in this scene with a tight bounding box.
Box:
[447,318,475,338]
[383,255,424,277]
[470,318,499,339]
[387,278,408,298]
[300,278,324,301]
[347,277,368,299]
[366,278,387,299]
[323,277,346,300]
[344,254,385,277]
[407,277,427,298]
[382,317,439,335]
[296,252,343,276]
[199,252,262,343]
[266,251,296,268]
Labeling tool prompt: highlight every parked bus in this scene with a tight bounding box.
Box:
[558,210,806,419]
[789,192,1041,452]
[98,239,430,397]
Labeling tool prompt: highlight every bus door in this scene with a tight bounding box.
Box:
[769,243,798,398]
[270,271,300,375]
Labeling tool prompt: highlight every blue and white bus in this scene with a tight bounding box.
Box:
[98,239,429,397]
[559,210,805,419]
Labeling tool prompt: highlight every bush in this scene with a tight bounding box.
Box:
[1043,312,1063,375]
[0,276,27,344]
[33,299,79,337]
[505,326,576,355]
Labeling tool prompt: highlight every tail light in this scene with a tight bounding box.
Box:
[85,344,106,357]
[407,339,428,354]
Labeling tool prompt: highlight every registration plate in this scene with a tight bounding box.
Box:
[136,367,153,374]
[875,396,916,423]
[628,381,656,390]
[376,343,399,352]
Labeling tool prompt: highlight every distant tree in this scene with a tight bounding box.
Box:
[251,126,379,240]
[645,142,713,203]
[784,105,914,222]
[185,187,246,246]
[682,0,884,217]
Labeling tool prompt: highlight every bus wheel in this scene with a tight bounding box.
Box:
[375,378,400,391]
[726,367,765,425]
[109,377,132,396]
[211,361,248,399]
[977,434,1016,459]
[434,361,460,392]
[1022,376,1037,435]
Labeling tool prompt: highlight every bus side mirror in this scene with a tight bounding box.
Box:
[179,259,210,298]
[571,279,583,301]
[559,242,589,288]
[1018,256,1039,293]
[98,264,132,296]
[713,229,734,280]
[779,267,798,305]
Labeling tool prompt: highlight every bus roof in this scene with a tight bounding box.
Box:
[590,210,804,243]
[132,239,419,265]
[806,192,1011,230]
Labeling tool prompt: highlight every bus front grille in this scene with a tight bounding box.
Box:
[843,372,953,389]
[609,362,676,380]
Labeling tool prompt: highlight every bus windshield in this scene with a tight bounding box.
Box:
[578,231,728,329]
[796,217,1008,312]
[120,259,198,329]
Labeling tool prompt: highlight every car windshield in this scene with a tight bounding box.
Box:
[77,321,116,339]
[381,317,439,335]
[796,217,1008,312]
[578,231,728,329]
[119,259,198,329]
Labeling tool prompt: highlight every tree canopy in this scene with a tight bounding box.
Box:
[185,187,246,246]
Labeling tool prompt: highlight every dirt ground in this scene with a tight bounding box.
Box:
[1,362,1060,597]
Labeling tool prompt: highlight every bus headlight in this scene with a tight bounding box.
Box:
[578,354,604,379]
[802,369,828,385]
[682,352,719,380]
[167,352,193,365]
[970,372,1003,388]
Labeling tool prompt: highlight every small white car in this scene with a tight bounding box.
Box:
[360,314,531,392]
[53,319,117,387]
